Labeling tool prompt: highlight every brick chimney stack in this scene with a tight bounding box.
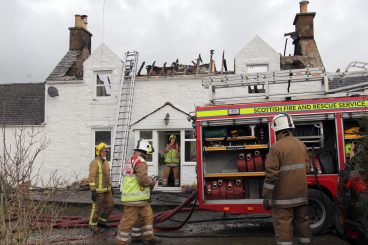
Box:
[69,14,92,53]
[281,1,323,69]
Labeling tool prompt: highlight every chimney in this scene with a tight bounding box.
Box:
[299,1,309,14]
[69,14,92,53]
[281,1,323,69]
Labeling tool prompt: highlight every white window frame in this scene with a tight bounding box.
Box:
[181,129,197,166]
[94,70,113,99]
[246,64,269,74]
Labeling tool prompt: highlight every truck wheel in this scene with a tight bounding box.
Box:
[308,189,333,235]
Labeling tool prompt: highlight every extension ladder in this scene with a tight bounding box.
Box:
[202,67,329,104]
[110,51,139,189]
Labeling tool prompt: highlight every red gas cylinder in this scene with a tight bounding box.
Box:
[233,179,244,199]
[218,179,227,200]
[254,150,264,171]
[237,153,247,172]
[246,153,256,172]
[226,180,234,199]
[314,156,323,174]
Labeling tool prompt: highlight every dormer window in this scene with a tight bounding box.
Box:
[96,72,112,97]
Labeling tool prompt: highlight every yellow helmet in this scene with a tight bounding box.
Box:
[96,142,109,156]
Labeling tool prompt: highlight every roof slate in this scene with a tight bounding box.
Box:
[0,83,45,125]
[329,75,368,90]
[46,50,82,81]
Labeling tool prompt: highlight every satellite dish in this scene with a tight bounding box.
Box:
[48,86,59,97]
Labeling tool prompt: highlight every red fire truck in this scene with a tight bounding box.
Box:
[194,68,368,234]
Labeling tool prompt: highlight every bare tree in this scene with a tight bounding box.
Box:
[0,125,68,244]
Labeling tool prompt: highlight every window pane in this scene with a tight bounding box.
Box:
[185,130,195,139]
[96,73,111,96]
[185,141,197,162]
[140,131,152,139]
[95,131,111,145]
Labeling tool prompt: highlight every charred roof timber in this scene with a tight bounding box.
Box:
[140,50,230,77]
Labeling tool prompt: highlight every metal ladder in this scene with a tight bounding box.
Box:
[110,51,139,189]
[202,67,329,104]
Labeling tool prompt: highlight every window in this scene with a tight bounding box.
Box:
[184,130,197,162]
[95,131,111,161]
[139,131,153,162]
[96,73,112,97]
[246,64,268,73]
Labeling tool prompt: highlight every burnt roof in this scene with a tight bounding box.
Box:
[0,83,45,125]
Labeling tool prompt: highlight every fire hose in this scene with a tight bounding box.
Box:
[15,190,198,244]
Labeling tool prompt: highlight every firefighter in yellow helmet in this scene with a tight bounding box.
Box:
[162,134,180,187]
[116,139,157,245]
[262,114,312,245]
[88,142,114,233]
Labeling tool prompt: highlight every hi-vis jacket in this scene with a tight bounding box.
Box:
[164,143,179,164]
[262,135,309,208]
[121,155,155,206]
[88,157,111,193]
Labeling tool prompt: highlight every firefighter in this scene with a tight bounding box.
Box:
[262,113,312,245]
[88,142,114,233]
[162,134,180,187]
[116,139,157,245]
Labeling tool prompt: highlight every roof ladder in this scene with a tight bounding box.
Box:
[202,67,329,104]
[110,51,139,189]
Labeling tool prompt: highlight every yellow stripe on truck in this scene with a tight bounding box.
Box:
[196,109,228,117]
[196,100,368,118]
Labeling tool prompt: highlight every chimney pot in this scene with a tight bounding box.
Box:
[299,1,309,13]
[74,14,88,29]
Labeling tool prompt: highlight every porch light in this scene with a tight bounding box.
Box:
[164,113,170,126]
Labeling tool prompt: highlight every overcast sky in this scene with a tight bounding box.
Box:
[1,0,367,83]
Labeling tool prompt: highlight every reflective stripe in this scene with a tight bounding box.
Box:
[280,163,305,172]
[298,237,312,243]
[142,224,153,230]
[98,217,107,222]
[116,236,129,242]
[118,231,130,237]
[98,160,103,190]
[132,227,141,232]
[89,203,97,225]
[96,187,111,193]
[142,230,154,236]
[89,182,96,186]
[273,197,308,205]
[263,183,275,190]
[131,232,142,237]
[277,242,293,245]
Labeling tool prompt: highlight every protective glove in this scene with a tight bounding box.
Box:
[91,191,98,202]
[263,197,272,210]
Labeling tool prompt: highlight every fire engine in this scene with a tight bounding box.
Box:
[194,67,368,234]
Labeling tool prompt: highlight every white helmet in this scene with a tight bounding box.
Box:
[134,139,154,154]
[271,113,295,132]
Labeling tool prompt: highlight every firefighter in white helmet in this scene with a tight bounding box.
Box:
[116,139,157,245]
[88,142,114,233]
[262,113,312,245]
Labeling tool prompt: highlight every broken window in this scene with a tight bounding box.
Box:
[95,131,111,161]
[247,65,268,93]
[96,73,112,97]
